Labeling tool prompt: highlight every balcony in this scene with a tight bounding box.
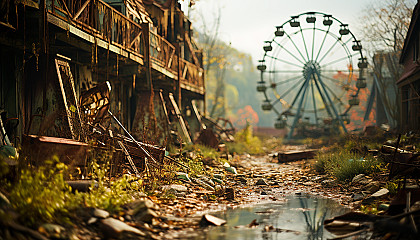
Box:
[46,0,204,94]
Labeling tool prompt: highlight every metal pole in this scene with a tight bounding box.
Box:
[287,77,310,139]
[310,79,319,125]
[108,110,158,165]
[314,69,347,133]
[312,73,333,118]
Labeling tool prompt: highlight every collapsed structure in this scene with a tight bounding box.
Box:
[0,0,222,175]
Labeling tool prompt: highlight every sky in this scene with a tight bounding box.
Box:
[182,0,374,63]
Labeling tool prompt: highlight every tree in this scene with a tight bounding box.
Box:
[361,0,416,54]
[360,0,416,128]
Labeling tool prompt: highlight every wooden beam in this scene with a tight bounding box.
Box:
[129,32,142,48]
[72,0,91,21]
[184,33,199,65]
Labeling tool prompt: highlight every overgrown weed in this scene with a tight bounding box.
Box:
[227,123,263,155]
[314,135,382,182]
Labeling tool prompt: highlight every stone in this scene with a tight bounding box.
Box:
[93,208,110,219]
[351,193,364,201]
[351,174,371,185]
[363,188,389,204]
[87,217,98,225]
[199,214,226,227]
[128,199,159,216]
[256,178,269,186]
[371,188,389,198]
[136,208,158,223]
[38,223,66,239]
[100,218,145,238]
[364,181,381,194]
[162,184,187,193]
[225,166,238,174]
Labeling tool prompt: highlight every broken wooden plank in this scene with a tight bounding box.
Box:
[277,149,317,162]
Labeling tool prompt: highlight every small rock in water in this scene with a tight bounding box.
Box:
[199,214,226,227]
[256,178,269,186]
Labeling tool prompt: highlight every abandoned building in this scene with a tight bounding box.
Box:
[0,0,207,148]
[0,0,212,175]
[399,1,420,132]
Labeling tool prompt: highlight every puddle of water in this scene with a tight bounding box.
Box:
[199,195,349,240]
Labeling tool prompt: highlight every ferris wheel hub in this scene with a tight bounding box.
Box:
[302,61,321,80]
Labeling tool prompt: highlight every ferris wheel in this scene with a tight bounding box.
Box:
[257,12,367,138]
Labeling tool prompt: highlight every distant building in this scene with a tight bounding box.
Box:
[399,1,420,132]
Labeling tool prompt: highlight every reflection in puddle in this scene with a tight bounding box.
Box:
[201,195,349,240]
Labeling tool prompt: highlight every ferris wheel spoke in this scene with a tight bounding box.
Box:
[314,25,331,62]
[320,74,356,90]
[311,24,316,61]
[267,70,303,73]
[284,32,309,63]
[321,69,352,72]
[317,40,340,64]
[318,37,353,64]
[265,55,303,68]
[273,40,306,65]
[319,76,346,106]
[299,26,311,61]
[271,77,305,107]
[321,54,355,68]
[320,51,358,68]
[288,75,311,109]
[273,75,302,86]
[310,79,318,125]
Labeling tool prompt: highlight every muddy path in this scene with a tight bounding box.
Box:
[157,147,354,239]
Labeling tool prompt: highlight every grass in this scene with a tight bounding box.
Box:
[226,123,263,155]
[2,151,146,227]
[313,137,383,182]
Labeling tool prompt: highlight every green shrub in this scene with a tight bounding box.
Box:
[228,123,262,155]
[9,156,74,226]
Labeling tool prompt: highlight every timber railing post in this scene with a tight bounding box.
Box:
[141,23,152,91]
